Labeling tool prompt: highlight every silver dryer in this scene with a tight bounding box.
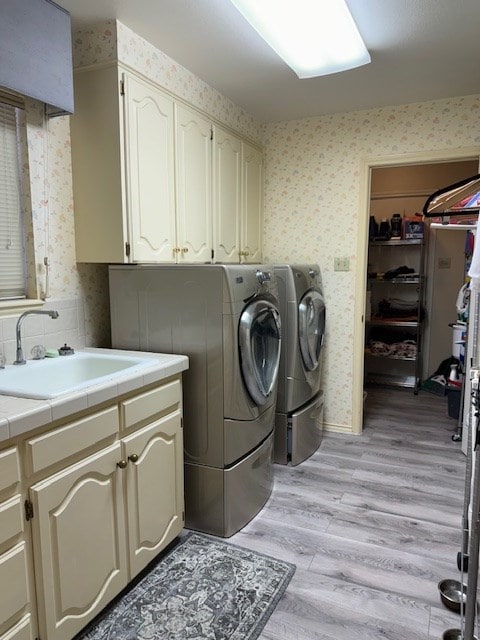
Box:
[273,264,326,465]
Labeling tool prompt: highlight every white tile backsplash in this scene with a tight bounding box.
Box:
[0,298,88,364]
[44,307,77,335]
[76,299,86,338]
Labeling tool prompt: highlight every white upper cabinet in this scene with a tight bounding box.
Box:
[72,66,176,263]
[124,73,176,262]
[242,142,263,264]
[213,126,263,263]
[175,104,213,263]
[71,64,263,264]
[213,125,242,263]
[71,65,127,263]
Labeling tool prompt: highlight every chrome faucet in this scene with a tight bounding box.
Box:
[14,310,59,365]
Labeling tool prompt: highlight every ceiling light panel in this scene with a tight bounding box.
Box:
[229,0,371,78]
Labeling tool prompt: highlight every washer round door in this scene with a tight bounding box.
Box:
[239,298,282,406]
[298,289,325,371]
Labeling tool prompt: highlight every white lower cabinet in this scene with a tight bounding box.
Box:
[0,616,34,640]
[0,544,31,638]
[30,443,128,640]
[123,410,184,578]
[0,446,33,640]
[0,376,184,640]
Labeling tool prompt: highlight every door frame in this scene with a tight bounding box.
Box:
[352,146,480,434]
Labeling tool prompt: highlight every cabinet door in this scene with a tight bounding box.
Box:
[213,125,242,263]
[122,410,184,578]
[30,444,127,640]
[175,104,212,262]
[0,615,34,640]
[124,72,176,262]
[0,544,30,637]
[242,142,263,263]
[71,65,127,263]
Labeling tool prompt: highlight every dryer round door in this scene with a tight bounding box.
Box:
[239,298,282,407]
[298,289,325,371]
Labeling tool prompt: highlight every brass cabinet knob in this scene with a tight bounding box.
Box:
[181,247,189,253]
[173,247,181,254]
[128,454,139,463]
[117,459,128,469]
[244,251,250,256]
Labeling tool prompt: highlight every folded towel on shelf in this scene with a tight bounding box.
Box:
[368,338,417,358]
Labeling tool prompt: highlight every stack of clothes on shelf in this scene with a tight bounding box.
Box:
[375,297,419,321]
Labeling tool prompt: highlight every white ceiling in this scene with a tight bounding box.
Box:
[56,0,480,123]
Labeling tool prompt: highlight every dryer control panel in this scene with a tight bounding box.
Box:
[256,269,272,284]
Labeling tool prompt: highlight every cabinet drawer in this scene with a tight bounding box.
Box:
[0,448,20,494]
[25,406,119,475]
[0,615,33,640]
[121,379,181,430]
[0,496,23,547]
[0,544,29,628]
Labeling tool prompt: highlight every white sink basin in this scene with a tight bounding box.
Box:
[0,352,161,399]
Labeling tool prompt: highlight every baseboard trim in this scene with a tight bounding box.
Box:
[323,422,355,434]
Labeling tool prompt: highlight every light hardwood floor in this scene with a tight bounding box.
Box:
[230,387,467,640]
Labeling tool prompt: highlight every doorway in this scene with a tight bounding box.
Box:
[352,148,480,434]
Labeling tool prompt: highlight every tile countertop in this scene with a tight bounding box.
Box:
[0,348,189,443]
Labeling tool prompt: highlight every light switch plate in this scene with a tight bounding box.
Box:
[334,256,350,272]
[438,257,451,269]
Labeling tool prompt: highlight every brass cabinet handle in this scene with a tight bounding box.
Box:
[173,247,181,253]
[117,459,128,469]
[181,247,189,253]
[128,454,139,463]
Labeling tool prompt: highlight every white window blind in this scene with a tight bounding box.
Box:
[0,101,26,299]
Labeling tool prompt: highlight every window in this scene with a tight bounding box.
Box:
[0,99,26,300]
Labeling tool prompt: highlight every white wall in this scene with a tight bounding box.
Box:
[424,228,468,377]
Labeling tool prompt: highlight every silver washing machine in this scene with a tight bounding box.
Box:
[273,264,326,465]
[109,264,281,537]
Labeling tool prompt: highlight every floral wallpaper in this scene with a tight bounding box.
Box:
[72,20,261,143]
[261,95,480,431]
[3,16,479,433]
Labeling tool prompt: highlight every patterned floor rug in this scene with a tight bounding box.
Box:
[78,532,295,640]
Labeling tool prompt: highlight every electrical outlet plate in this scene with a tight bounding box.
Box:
[334,256,350,272]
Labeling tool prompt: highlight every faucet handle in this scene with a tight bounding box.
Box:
[58,343,75,356]
[31,345,46,360]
